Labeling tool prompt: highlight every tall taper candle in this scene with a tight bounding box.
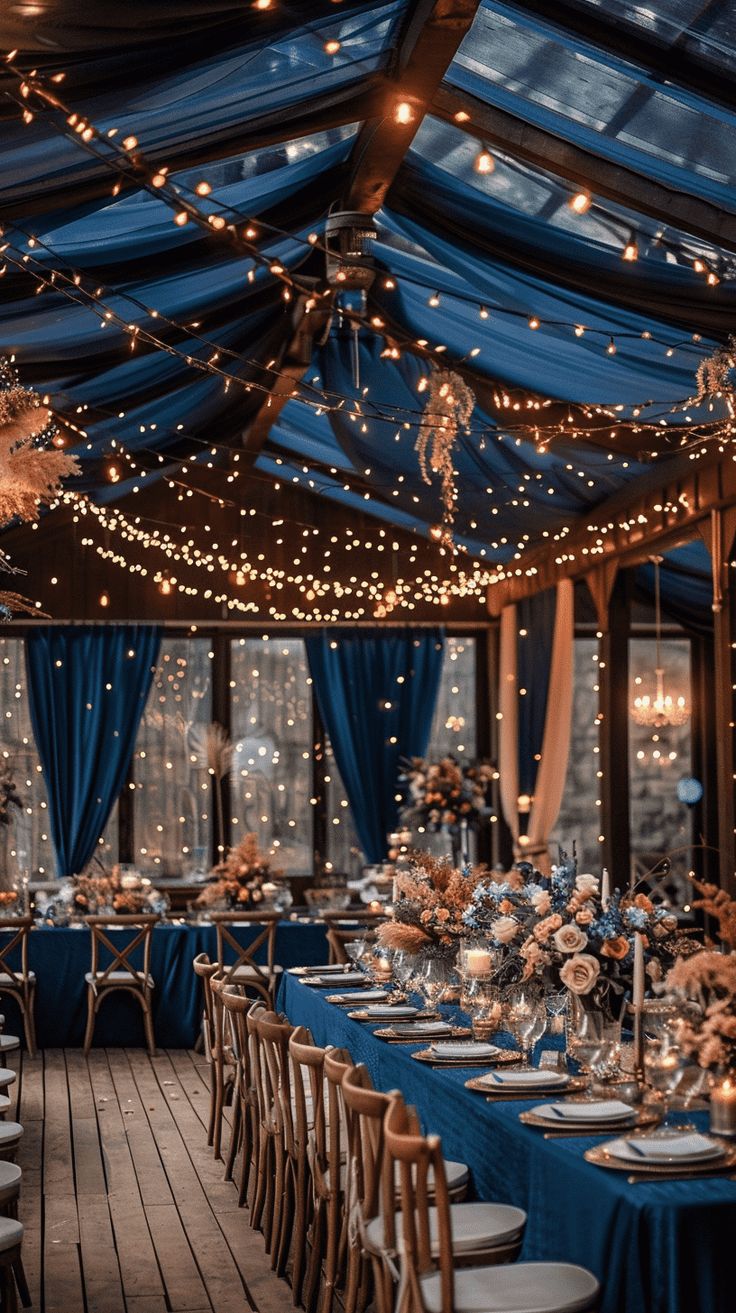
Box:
[632,931,645,1082]
[600,867,611,909]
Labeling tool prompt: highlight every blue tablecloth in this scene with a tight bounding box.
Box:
[0,920,329,1049]
[278,972,736,1313]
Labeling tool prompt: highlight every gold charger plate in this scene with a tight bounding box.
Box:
[347,1009,440,1024]
[325,993,391,1006]
[584,1139,736,1176]
[412,1047,522,1068]
[373,1023,469,1042]
[519,1103,658,1132]
[465,1074,585,1098]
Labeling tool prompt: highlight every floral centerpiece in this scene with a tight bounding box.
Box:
[376,850,482,961]
[464,852,693,1016]
[399,756,495,838]
[196,832,283,910]
[665,878,736,1071]
[39,866,168,923]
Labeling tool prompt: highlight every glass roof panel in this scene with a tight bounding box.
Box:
[563,0,736,74]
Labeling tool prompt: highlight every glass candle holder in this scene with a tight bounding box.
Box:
[710,1072,736,1138]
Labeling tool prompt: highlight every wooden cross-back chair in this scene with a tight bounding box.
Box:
[0,918,35,1056]
[216,986,260,1203]
[287,1025,324,1309]
[307,1045,355,1313]
[322,913,385,967]
[212,911,282,1004]
[252,1010,293,1256]
[194,957,237,1159]
[83,914,158,1056]
[245,1002,268,1220]
[383,1098,600,1313]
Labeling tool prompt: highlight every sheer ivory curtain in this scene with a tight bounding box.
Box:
[498,580,574,872]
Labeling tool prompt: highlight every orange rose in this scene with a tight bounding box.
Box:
[600,935,630,960]
[634,893,654,913]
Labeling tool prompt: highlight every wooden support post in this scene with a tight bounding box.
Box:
[691,633,720,886]
[712,577,736,895]
[598,571,632,888]
[486,621,513,870]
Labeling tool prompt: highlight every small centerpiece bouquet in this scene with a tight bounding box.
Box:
[665,878,736,1070]
[464,852,692,1016]
[399,756,496,838]
[39,865,168,922]
[376,850,482,961]
[196,832,283,910]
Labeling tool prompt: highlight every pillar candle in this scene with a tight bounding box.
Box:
[632,932,645,1012]
[600,867,611,909]
[465,948,492,977]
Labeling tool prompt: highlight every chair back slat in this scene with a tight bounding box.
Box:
[383,1096,455,1313]
[342,1063,395,1230]
[192,952,218,1058]
[212,912,279,989]
[84,914,158,985]
[256,1010,294,1152]
[0,916,32,986]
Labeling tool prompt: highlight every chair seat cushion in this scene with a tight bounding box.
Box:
[86,971,154,988]
[0,1161,21,1205]
[0,1037,19,1052]
[366,1202,526,1257]
[0,1123,22,1145]
[0,1217,23,1252]
[0,1095,11,1113]
[0,973,35,986]
[420,1262,600,1313]
[227,965,283,981]
[394,1157,469,1196]
[0,1071,15,1090]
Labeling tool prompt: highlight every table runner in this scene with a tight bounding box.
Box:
[279,971,736,1313]
[0,920,329,1048]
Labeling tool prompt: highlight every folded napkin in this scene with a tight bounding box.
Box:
[546,1100,632,1121]
[392,1021,451,1036]
[481,1069,568,1089]
[333,989,388,1003]
[625,1133,718,1160]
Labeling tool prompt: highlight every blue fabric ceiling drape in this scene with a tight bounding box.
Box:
[305,629,444,862]
[25,625,161,877]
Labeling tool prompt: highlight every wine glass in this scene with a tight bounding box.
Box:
[344,938,369,972]
[567,1007,609,1097]
[644,1033,686,1135]
[545,989,569,1038]
[415,957,451,1014]
[470,983,504,1043]
[507,985,547,1067]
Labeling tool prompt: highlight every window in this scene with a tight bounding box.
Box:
[230,638,312,873]
[629,637,692,882]
[0,637,117,878]
[552,638,601,870]
[132,637,213,874]
[325,636,479,870]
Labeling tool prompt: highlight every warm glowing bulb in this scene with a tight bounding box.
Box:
[474,148,494,175]
[324,39,341,54]
[693,258,706,274]
[195,180,212,196]
[253,0,272,8]
[707,270,720,286]
[99,592,110,608]
[622,239,638,262]
[528,316,540,329]
[569,192,591,213]
[428,291,440,307]
[174,212,188,226]
[454,110,470,123]
[607,338,617,355]
[395,101,414,125]
[151,173,166,188]
[122,136,138,151]
[159,579,173,596]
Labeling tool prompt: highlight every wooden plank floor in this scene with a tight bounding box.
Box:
[11,1048,289,1313]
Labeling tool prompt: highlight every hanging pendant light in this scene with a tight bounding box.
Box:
[630,556,690,728]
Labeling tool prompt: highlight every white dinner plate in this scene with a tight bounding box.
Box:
[304,972,365,987]
[390,1021,452,1038]
[365,1005,419,1019]
[289,964,348,975]
[478,1070,571,1092]
[328,989,389,1005]
[431,1041,502,1060]
[532,1099,635,1126]
[604,1132,723,1165]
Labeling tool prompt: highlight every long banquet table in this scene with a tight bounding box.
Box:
[279,971,736,1313]
[0,920,329,1048]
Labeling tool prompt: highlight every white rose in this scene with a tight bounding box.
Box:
[575,873,599,897]
[553,924,588,954]
[559,953,600,995]
[530,887,551,916]
[491,915,519,945]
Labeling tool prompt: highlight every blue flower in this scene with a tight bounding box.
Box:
[624,907,649,931]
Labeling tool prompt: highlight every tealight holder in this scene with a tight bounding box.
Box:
[710,1072,736,1138]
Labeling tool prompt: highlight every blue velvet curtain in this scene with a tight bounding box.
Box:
[517,589,556,798]
[25,626,161,877]
[306,629,444,862]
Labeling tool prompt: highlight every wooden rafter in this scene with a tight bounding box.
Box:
[432,85,736,256]
[486,446,736,613]
[241,0,483,457]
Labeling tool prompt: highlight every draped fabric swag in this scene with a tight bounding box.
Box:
[498,581,574,871]
[305,629,444,863]
[25,625,161,877]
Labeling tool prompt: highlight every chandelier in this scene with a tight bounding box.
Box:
[630,557,690,728]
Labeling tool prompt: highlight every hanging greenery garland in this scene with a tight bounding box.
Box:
[416,368,476,546]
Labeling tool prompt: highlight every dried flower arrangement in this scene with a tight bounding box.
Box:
[196,832,283,910]
[665,879,736,1070]
[377,850,484,956]
[400,755,495,834]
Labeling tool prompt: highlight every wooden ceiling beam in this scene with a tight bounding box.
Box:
[433,85,736,257]
[486,446,736,612]
[242,0,483,457]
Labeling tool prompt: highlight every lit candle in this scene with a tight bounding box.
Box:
[710,1074,736,1138]
[632,932,645,1013]
[600,868,611,909]
[465,948,492,977]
